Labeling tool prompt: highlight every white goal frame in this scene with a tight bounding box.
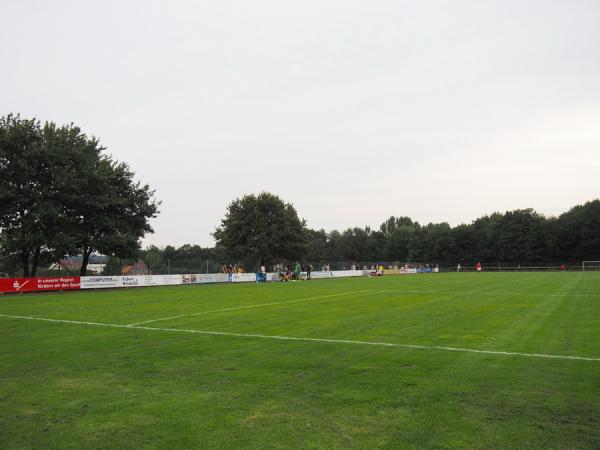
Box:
[582,261,600,271]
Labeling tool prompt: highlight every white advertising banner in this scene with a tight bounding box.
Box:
[181,274,199,284]
[80,269,369,291]
[211,273,230,283]
[142,275,162,286]
[232,273,256,283]
[122,276,145,287]
[156,275,182,285]
[81,275,183,290]
[190,273,229,284]
[331,270,357,278]
[80,276,124,289]
[310,271,334,279]
[265,272,279,282]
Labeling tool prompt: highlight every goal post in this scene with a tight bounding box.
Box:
[582,261,600,271]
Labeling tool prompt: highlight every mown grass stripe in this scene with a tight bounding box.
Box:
[2,313,599,362]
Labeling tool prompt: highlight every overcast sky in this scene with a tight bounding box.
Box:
[2,1,599,247]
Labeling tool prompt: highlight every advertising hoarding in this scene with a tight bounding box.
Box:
[0,277,80,293]
[1,269,372,294]
[80,276,124,289]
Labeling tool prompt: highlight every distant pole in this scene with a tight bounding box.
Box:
[206,259,209,274]
[168,259,170,275]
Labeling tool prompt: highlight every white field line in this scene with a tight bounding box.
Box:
[377,289,600,298]
[1,313,599,362]
[486,291,600,298]
[126,290,374,327]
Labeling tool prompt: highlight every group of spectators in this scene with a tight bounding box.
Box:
[370,265,385,276]
[272,262,314,281]
[220,263,245,274]
[222,262,443,276]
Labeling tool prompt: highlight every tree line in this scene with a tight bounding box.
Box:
[0,114,159,276]
[304,202,600,266]
[136,195,600,275]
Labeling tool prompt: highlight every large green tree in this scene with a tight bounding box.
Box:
[0,115,55,276]
[304,228,329,262]
[213,192,307,265]
[380,216,418,260]
[0,114,160,276]
[69,155,160,275]
[556,200,600,260]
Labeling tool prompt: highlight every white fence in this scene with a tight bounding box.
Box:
[79,270,369,290]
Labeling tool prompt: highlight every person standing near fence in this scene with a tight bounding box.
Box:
[457,263,461,272]
[256,263,266,282]
[476,261,482,273]
[302,263,312,280]
[293,262,301,280]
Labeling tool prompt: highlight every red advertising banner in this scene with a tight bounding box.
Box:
[0,277,80,294]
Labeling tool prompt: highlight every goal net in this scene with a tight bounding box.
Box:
[582,261,600,271]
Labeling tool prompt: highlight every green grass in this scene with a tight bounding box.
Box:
[1,273,599,449]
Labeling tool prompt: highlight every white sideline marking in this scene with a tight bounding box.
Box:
[487,291,600,298]
[377,289,600,298]
[126,290,373,326]
[1,313,599,362]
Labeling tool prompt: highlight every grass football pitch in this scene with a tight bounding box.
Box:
[1,272,599,449]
